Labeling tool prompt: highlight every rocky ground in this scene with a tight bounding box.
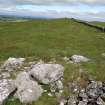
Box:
[60,79,105,105]
[0,55,104,105]
[0,57,64,105]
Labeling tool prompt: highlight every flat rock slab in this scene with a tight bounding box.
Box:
[28,64,64,84]
[0,79,16,105]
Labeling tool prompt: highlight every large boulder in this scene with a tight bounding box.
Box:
[28,64,64,84]
[15,72,43,103]
[1,57,25,72]
[70,55,89,63]
[0,79,16,105]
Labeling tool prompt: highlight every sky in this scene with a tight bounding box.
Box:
[0,0,105,21]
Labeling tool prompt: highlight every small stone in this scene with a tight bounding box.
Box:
[55,80,63,90]
[70,55,90,63]
[59,90,64,93]
[63,57,69,61]
[60,101,65,105]
[48,93,53,97]
[87,81,97,89]
[79,89,88,102]
[59,98,67,105]
[68,82,80,94]
[86,81,103,99]
[97,97,105,105]
[67,95,77,105]
[78,101,87,105]
[43,90,47,92]
[87,88,99,99]
[97,81,103,88]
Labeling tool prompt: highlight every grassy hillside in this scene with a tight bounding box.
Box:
[0,18,105,105]
[0,18,105,78]
[92,21,105,27]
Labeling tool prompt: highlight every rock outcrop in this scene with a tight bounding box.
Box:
[62,80,105,105]
[15,72,43,103]
[28,64,64,84]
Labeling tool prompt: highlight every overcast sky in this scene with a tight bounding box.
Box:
[0,0,105,21]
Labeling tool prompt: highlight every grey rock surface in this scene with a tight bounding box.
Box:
[50,80,63,95]
[59,98,67,105]
[70,55,89,63]
[15,72,43,103]
[0,79,16,105]
[1,57,25,72]
[28,64,64,84]
[55,80,63,91]
[0,72,11,79]
[68,95,77,105]
[66,80,105,105]
[78,101,87,105]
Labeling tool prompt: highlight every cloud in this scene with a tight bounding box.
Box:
[0,0,105,21]
[0,0,105,6]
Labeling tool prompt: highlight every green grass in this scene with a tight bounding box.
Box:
[0,18,105,105]
[91,21,105,27]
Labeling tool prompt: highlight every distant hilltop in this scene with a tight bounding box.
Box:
[0,15,35,22]
[0,14,54,22]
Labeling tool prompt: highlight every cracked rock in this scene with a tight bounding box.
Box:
[28,64,64,84]
[15,72,43,103]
